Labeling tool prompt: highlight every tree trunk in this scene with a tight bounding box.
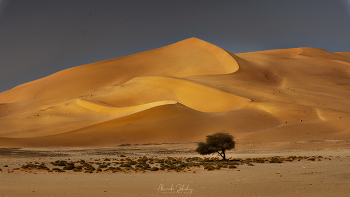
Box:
[217,151,226,160]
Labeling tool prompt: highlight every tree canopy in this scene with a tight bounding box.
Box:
[195,132,235,160]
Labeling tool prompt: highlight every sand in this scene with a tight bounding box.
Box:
[0,37,349,148]
[0,143,349,197]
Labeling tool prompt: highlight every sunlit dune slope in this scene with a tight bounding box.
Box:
[0,38,349,148]
[87,76,250,112]
[0,37,238,105]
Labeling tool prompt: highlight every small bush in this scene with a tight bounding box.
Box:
[227,161,239,166]
[150,167,159,171]
[51,160,67,166]
[63,163,75,170]
[192,163,200,167]
[128,161,137,165]
[114,167,122,171]
[52,168,64,172]
[119,144,131,146]
[98,164,108,168]
[120,164,131,167]
[83,163,95,171]
[269,157,283,163]
[124,166,134,171]
[78,160,86,164]
[105,167,114,171]
[37,163,49,170]
[288,156,297,161]
[253,158,265,163]
[155,159,165,163]
[168,165,177,170]
[175,167,183,172]
[21,163,49,170]
[205,165,215,171]
[228,165,237,169]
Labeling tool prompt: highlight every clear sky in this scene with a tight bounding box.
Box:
[1,0,350,92]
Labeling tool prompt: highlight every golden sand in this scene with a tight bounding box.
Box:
[0,38,349,148]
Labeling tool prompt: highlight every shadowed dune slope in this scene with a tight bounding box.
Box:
[0,104,281,147]
[0,38,350,148]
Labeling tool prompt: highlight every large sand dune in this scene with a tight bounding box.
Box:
[0,38,349,147]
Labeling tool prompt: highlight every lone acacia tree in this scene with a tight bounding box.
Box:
[195,132,235,160]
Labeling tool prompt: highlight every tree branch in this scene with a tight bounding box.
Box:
[217,151,224,159]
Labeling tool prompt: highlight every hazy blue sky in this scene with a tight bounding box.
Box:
[1,0,350,92]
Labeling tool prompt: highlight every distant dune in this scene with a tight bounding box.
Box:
[0,38,349,147]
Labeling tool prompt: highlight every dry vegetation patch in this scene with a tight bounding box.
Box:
[0,155,330,174]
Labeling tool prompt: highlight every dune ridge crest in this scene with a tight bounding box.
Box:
[76,99,177,116]
[0,38,349,148]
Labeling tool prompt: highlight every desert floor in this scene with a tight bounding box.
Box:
[0,143,350,197]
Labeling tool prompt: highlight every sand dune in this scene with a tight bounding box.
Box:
[76,99,177,116]
[90,76,250,112]
[0,38,349,148]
